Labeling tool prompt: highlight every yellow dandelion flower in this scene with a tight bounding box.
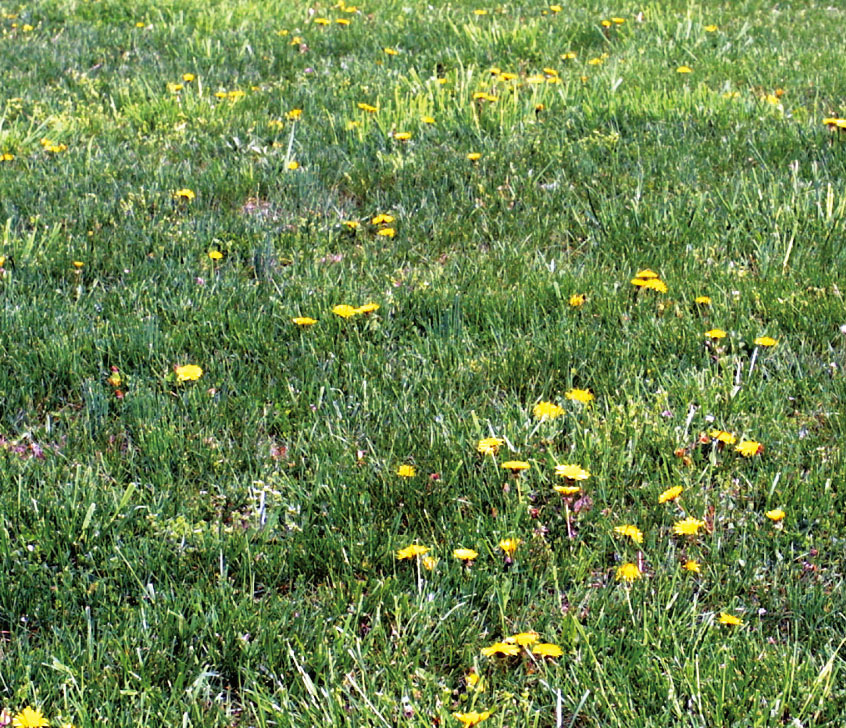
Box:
[614,524,644,545]
[704,24,718,32]
[765,508,785,522]
[569,293,586,307]
[501,460,530,472]
[72,261,84,269]
[393,131,412,141]
[505,631,539,646]
[616,562,642,583]
[454,548,479,561]
[754,336,777,347]
[673,517,705,536]
[565,388,594,404]
[642,278,668,293]
[208,250,223,261]
[532,643,563,658]
[313,17,330,25]
[285,108,303,121]
[718,612,743,626]
[635,269,659,279]
[286,160,299,170]
[354,303,380,314]
[173,188,195,201]
[601,19,612,27]
[477,437,504,455]
[467,152,482,161]
[332,304,358,318]
[676,66,693,74]
[422,116,435,124]
[587,57,604,66]
[554,485,581,496]
[383,47,399,56]
[371,214,394,225]
[550,5,563,13]
[694,295,711,305]
[735,440,763,457]
[708,429,737,445]
[498,538,520,556]
[705,329,726,339]
[396,544,428,560]
[12,707,49,728]
[336,18,351,25]
[658,486,683,504]
[357,102,378,113]
[175,364,203,382]
[533,401,564,419]
[554,464,590,481]
[473,9,487,15]
[611,17,625,24]
[683,559,701,573]
[452,711,492,727]
[342,220,360,229]
[422,554,438,570]
[0,153,14,162]
[292,317,317,326]
[561,51,577,60]
[376,227,396,237]
[396,464,416,477]
[182,73,195,82]
[480,642,520,657]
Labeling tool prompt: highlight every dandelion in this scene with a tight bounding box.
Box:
[354,303,380,314]
[376,227,396,237]
[550,5,563,13]
[182,73,195,82]
[658,486,683,504]
[683,559,701,573]
[554,464,590,481]
[532,643,563,658]
[166,82,183,93]
[175,364,203,382]
[292,317,317,326]
[754,336,777,347]
[561,51,577,60]
[635,269,659,279]
[765,508,785,522]
[383,47,399,55]
[332,304,358,318]
[0,153,14,161]
[569,293,586,307]
[208,250,223,261]
[694,295,711,305]
[614,524,644,545]
[735,441,763,457]
[587,57,604,66]
[480,642,520,657]
[396,544,429,560]
[477,437,504,455]
[393,131,412,141]
[422,554,438,570]
[718,612,743,626]
[371,214,395,225]
[452,711,492,727]
[357,103,378,113]
[501,460,530,472]
[673,517,705,536]
[616,562,642,583]
[72,261,84,269]
[286,160,299,170]
[705,329,726,339]
[611,17,625,24]
[473,9,488,15]
[708,429,736,445]
[12,708,48,728]
[533,401,564,419]
[704,24,718,32]
[454,548,478,562]
[467,152,482,161]
[676,66,693,74]
[173,188,195,201]
[565,388,594,404]
[285,108,303,121]
[422,116,435,124]
[396,464,417,477]
[631,277,668,292]
[498,538,520,556]
[505,632,539,646]
[336,18,351,25]
[555,485,581,496]
[313,17,330,25]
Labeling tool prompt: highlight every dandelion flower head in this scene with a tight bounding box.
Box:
[396,544,429,560]
[614,524,644,544]
[673,517,705,536]
[658,486,683,504]
[533,401,564,419]
[616,562,642,583]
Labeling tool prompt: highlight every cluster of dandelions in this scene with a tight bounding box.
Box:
[395,537,522,573]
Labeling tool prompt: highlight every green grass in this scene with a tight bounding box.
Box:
[1,0,845,725]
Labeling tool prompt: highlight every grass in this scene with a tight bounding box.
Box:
[1,0,846,725]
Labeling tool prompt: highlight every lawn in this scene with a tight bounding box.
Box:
[0,0,845,726]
